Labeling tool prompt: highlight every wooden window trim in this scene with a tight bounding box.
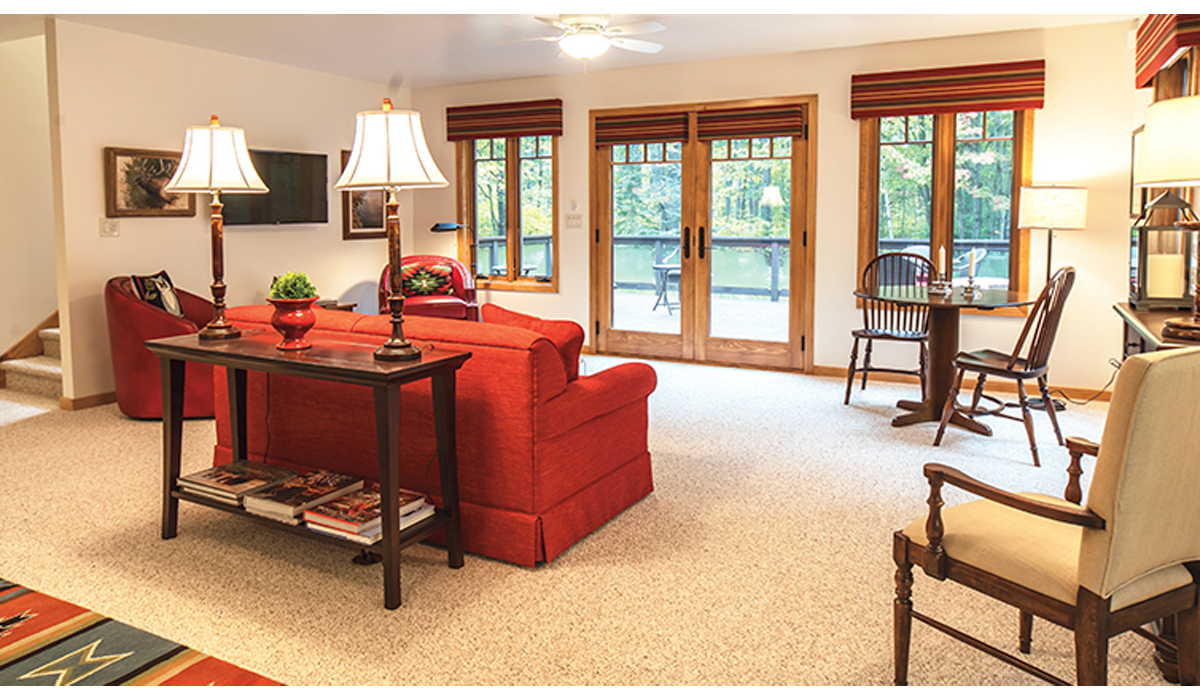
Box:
[856,109,1033,307]
[455,138,560,293]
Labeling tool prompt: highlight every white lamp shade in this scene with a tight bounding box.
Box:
[164,118,268,194]
[335,106,448,191]
[1134,95,1200,188]
[1018,186,1088,230]
[560,32,610,60]
[760,185,785,208]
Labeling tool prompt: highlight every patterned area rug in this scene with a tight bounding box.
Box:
[0,579,279,686]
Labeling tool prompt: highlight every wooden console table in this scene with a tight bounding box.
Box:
[146,329,470,609]
[1114,302,1200,358]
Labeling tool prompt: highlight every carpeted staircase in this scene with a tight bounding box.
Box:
[1,327,62,402]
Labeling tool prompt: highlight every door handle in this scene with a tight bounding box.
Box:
[683,226,691,260]
[699,226,707,259]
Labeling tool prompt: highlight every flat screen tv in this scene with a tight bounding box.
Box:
[222,150,328,225]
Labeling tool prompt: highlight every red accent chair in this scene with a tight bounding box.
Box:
[377,255,479,321]
[104,275,216,419]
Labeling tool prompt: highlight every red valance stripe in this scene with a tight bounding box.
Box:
[696,105,806,141]
[593,112,689,146]
[1135,14,1200,89]
[446,98,563,141]
[851,60,1045,120]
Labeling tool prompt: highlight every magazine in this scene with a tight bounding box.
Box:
[302,483,429,534]
[243,470,363,525]
[179,461,296,505]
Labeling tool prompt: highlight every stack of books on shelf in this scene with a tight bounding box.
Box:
[242,469,364,525]
[303,483,436,545]
[178,461,296,506]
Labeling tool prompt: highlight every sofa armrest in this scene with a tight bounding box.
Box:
[537,362,657,442]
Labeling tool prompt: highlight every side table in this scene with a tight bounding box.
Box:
[146,329,470,609]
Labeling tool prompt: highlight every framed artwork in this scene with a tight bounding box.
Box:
[341,149,386,240]
[104,147,196,217]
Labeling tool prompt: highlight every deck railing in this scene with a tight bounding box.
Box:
[613,233,790,300]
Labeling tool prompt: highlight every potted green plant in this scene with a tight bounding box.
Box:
[266,272,319,351]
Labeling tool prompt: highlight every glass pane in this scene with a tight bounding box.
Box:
[708,141,790,342]
[878,116,933,257]
[519,146,553,278]
[953,111,1013,288]
[474,138,506,278]
[611,142,683,334]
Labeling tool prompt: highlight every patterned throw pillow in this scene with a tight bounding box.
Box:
[400,262,453,297]
[131,270,184,316]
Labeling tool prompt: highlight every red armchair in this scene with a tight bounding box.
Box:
[377,255,479,321]
[104,275,215,419]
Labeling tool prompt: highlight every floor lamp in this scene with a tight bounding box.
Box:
[336,99,448,361]
[1017,185,1087,411]
[164,116,268,340]
[1018,185,1088,283]
[1134,95,1200,340]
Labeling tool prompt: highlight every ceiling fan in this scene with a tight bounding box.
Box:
[522,15,665,60]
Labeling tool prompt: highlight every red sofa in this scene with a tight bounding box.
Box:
[104,275,216,419]
[211,303,656,567]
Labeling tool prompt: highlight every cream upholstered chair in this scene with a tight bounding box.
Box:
[894,347,1200,686]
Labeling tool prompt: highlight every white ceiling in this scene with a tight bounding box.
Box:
[54,12,1141,90]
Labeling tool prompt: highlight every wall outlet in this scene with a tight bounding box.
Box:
[100,218,120,237]
[565,213,583,229]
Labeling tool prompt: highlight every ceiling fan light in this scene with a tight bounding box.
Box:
[560,32,610,60]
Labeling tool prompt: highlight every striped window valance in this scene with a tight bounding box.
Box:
[445,98,563,141]
[1136,14,1200,89]
[850,60,1046,120]
[695,104,805,141]
[593,112,689,146]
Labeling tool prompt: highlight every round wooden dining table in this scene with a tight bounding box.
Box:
[854,284,1034,432]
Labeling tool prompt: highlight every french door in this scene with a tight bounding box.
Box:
[590,97,815,370]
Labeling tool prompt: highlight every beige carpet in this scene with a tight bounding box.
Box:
[0,356,1173,686]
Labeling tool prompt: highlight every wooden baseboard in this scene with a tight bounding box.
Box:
[60,392,117,411]
[813,364,1112,403]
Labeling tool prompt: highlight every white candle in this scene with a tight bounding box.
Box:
[968,249,976,278]
[939,245,946,276]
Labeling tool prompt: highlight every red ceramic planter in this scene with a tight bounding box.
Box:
[266,297,317,350]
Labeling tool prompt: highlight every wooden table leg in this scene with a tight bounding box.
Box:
[432,371,464,569]
[228,368,248,461]
[374,383,403,610]
[892,307,959,427]
[160,358,185,540]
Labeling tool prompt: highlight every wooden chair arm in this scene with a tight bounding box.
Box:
[1064,436,1100,506]
[1066,436,1099,457]
[923,463,1106,530]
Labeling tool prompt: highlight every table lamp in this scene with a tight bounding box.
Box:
[1133,95,1200,340]
[336,99,448,361]
[1018,186,1088,283]
[164,116,268,340]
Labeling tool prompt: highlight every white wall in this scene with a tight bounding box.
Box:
[0,24,57,353]
[45,19,396,401]
[411,20,1147,392]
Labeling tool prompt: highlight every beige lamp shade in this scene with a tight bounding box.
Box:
[1018,186,1088,230]
[1134,95,1200,188]
[164,116,268,194]
[335,100,448,191]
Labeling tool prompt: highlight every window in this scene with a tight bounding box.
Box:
[448,99,562,292]
[862,110,1031,291]
[852,60,1043,292]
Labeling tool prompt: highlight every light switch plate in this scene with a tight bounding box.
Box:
[100,218,120,237]
[565,213,583,229]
